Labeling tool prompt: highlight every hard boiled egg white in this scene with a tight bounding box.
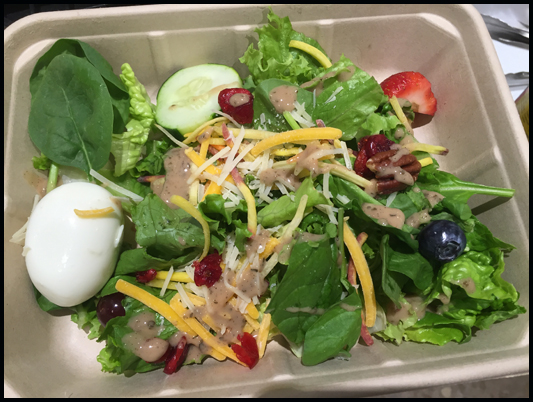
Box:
[25,182,124,307]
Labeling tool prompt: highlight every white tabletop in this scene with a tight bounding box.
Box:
[473,4,529,100]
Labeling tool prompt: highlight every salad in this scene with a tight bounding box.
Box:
[12,8,525,375]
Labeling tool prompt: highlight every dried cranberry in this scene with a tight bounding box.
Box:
[152,343,173,365]
[231,332,259,369]
[163,336,189,375]
[218,88,254,124]
[354,134,394,178]
[193,252,223,288]
[135,268,157,284]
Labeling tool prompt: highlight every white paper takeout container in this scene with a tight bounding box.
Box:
[4,4,529,398]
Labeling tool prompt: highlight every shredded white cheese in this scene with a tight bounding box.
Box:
[187,146,231,185]
[316,204,338,224]
[216,142,255,186]
[160,266,174,297]
[386,192,398,207]
[89,169,144,202]
[10,194,40,246]
[155,123,189,148]
[175,282,195,311]
[322,171,331,199]
[213,110,241,128]
[261,253,279,278]
[223,270,251,303]
[324,86,343,104]
[336,194,350,204]
[340,141,353,170]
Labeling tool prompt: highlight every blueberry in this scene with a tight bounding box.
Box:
[418,220,467,264]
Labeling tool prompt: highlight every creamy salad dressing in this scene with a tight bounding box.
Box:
[23,170,49,198]
[386,295,426,325]
[285,306,326,315]
[365,179,378,197]
[362,203,405,229]
[293,141,334,177]
[422,190,445,208]
[152,147,192,209]
[259,167,301,189]
[121,312,169,362]
[269,85,298,113]
[406,208,431,228]
[229,93,250,107]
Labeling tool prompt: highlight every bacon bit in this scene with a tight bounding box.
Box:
[347,257,357,287]
[360,311,374,346]
[193,252,223,288]
[231,332,259,369]
[135,268,157,284]
[163,336,189,374]
[316,119,326,127]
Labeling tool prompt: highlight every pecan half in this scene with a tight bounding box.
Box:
[366,148,422,195]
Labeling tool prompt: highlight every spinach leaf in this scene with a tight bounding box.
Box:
[266,239,342,344]
[115,248,199,276]
[30,38,129,133]
[131,194,205,260]
[387,242,434,292]
[378,235,404,307]
[301,291,362,366]
[28,54,113,174]
[252,78,314,132]
[258,177,330,228]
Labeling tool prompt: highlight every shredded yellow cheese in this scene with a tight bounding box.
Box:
[418,157,434,168]
[155,271,193,283]
[343,222,377,327]
[73,207,114,218]
[115,279,196,336]
[289,40,332,69]
[216,126,277,140]
[169,295,245,366]
[245,302,260,320]
[251,128,342,156]
[243,314,260,331]
[259,237,281,260]
[389,95,413,134]
[257,313,271,358]
[199,140,210,160]
[202,180,223,200]
[170,195,210,260]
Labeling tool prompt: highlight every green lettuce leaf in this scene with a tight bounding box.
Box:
[71,299,103,340]
[111,63,155,177]
[131,137,173,178]
[239,8,329,86]
[32,152,52,171]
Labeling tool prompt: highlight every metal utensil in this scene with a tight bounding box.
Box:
[481,14,529,45]
[506,72,530,87]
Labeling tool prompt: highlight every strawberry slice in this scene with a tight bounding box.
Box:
[380,71,437,116]
[218,88,254,124]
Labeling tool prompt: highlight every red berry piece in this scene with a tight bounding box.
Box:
[231,332,259,369]
[163,336,189,375]
[152,343,173,365]
[135,268,157,284]
[354,134,394,178]
[193,252,223,288]
[218,88,254,124]
[380,71,437,116]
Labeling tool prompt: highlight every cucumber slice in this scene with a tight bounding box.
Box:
[155,64,242,138]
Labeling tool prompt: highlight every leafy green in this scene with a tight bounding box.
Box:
[29,38,130,134]
[301,291,362,366]
[311,55,388,140]
[266,239,342,344]
[239,8,329,86]
[96,169,152,198]
[33,285,63,312]
[71,299,102,340]
[258,177,330,228]
[252,78,314,131]
[111,63,155,176]
[131,194,205,260]
[32,153,52,170]
[131,138,173,178]
[115,248,199,276]
[28,53,114,174]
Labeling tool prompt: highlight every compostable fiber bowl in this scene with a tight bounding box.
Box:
[4,4,529,398]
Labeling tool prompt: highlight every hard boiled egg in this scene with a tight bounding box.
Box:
[25,182,124,307]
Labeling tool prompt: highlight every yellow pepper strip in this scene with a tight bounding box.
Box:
[418,157,434,168]
[199,140,210,160]
[115,279,196,336]
[183,117,228,144]
[202,180,223,201]
[184,148,236,185]
[259,237,281,260]
[169,295,245,366]
[230,169,257,236]
[257,313,271,358]
[271,147,302,157]
[389,95,413,134]
[403,142,449,155]
[343,222,376,327]
[251,128,342,157]
[289,40,332,69]
[170,195,210,260]
[74,207,114,218]
[155,271,193,283]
